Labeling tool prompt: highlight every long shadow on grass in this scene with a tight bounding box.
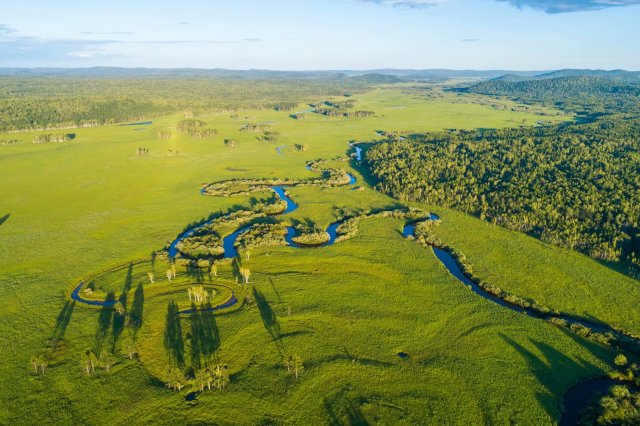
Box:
[123,262,133,293]
[186,266,205,283]
[129,283,144,331]
[111,293,127,352]
[500,333,604,419]
[324,398,370,426]
[0,213,9,227]
[164,301,185,367]
[52,300,75,339]
[253,288,283,352]
[95,292,116,356]
[189,302,220,369]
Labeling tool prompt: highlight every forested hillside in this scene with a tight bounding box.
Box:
[366,119,640,276]
[460,76,640,116]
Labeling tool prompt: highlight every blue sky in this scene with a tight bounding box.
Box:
[1,0,638,70]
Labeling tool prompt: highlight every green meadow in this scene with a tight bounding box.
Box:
[0,85,634,424]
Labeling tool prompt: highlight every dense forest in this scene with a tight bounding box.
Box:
[460,76,640,117]
[366,118,640,276]
[0,77,373,132]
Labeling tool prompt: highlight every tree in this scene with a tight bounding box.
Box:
[211,263,218,277]
[211,364,230,390]
[194,369,208,392]
[165,367,186,391]
[99,351,117,372]
[239,267,251,284]
[166,269,173,282]
[245,250,251,261]
[81,351,98,375]
[147,272,155,283]
[284,354,304,379]
[114,301,126,316]
[171,264,177,279]
[122,331,138,360]
[29,355,47,375]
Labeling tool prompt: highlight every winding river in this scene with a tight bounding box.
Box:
[69,141,637,421]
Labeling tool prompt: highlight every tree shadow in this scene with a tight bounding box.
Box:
[186,266,204,283]
[500,333,604,419]
[0,213,9,227]
[95,292,115,356]
[129,283,144,331]
[52,300,75,339]
[112,293,127,352]
[123,262,133,293]
[323,398,370,426]
[164,301,185,367]
[189,302,220,369]
[268,278,282,303]
[253,288,283,352]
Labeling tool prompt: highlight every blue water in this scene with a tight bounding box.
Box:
[272,187,297,214]
[71,282,117,306]
[119,121,153,127]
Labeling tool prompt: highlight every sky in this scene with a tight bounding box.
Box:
[0,0,639,70]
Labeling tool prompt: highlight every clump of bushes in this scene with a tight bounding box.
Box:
[188,128,218,139]
[0,139,18,146]
[224,139,237,148]
[176,119,206,132]
[259,131,279,143]
[291,224,330,246]
[240,124,271,133]
[176,234,224,259]
[33,133,75,144]
[344,111,374,118]
[235,223,288,249]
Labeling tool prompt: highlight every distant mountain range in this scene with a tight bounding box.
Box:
[0,67,638,83]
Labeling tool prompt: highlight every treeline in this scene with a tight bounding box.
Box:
[271,102,298,112]
[32,133,75,144]
[325,100,356,108]
[366,119,640,276]
[460,76,640,117]
[314,108,374,118]
[0,77,375,132]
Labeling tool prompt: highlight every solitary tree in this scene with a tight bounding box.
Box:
[166,269,173,282]
[122,332,138,360]
[239,267,251,284]
[29,355,47,375]
[284,354,304,379]
[114,301,126,316]
[211,264,218,277]
[147,272,155,283]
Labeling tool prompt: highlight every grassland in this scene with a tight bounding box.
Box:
[0,84,634,424]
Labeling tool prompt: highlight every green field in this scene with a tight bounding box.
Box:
[1,85,634,424]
